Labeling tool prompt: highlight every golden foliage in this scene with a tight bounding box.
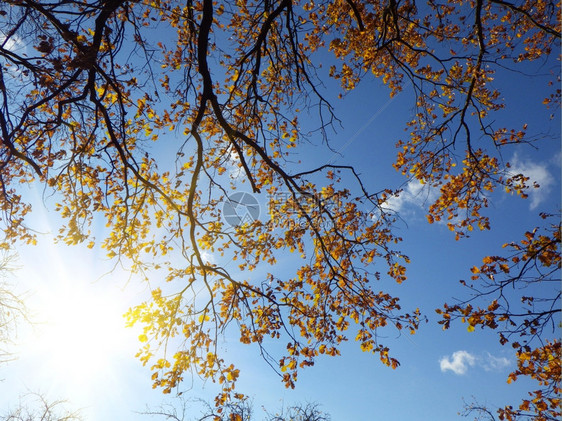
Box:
[438,216,561,419]
[0,0,559,414]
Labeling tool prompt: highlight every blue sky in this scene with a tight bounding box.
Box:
[0,16,560,421]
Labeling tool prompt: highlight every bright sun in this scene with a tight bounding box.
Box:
[27,278,135,390]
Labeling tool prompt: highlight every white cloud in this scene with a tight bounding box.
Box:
[482,352,511,372]
[439,350,476,375]
[508,154,554,210]
[384,155,556,214]
[199,250,215,264]
[440,350,512,375]
[381,180,439,213]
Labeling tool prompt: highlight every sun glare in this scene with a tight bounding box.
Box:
[24,278,135,392]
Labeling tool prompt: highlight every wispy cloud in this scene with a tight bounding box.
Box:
[482,352,511,372]
[439,350,476,375]
[549,150,561,168]
[381,180,439,213]
[508,154,554,210]
[440,350,512,375]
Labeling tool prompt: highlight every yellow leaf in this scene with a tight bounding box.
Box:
[198,314,210,323]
